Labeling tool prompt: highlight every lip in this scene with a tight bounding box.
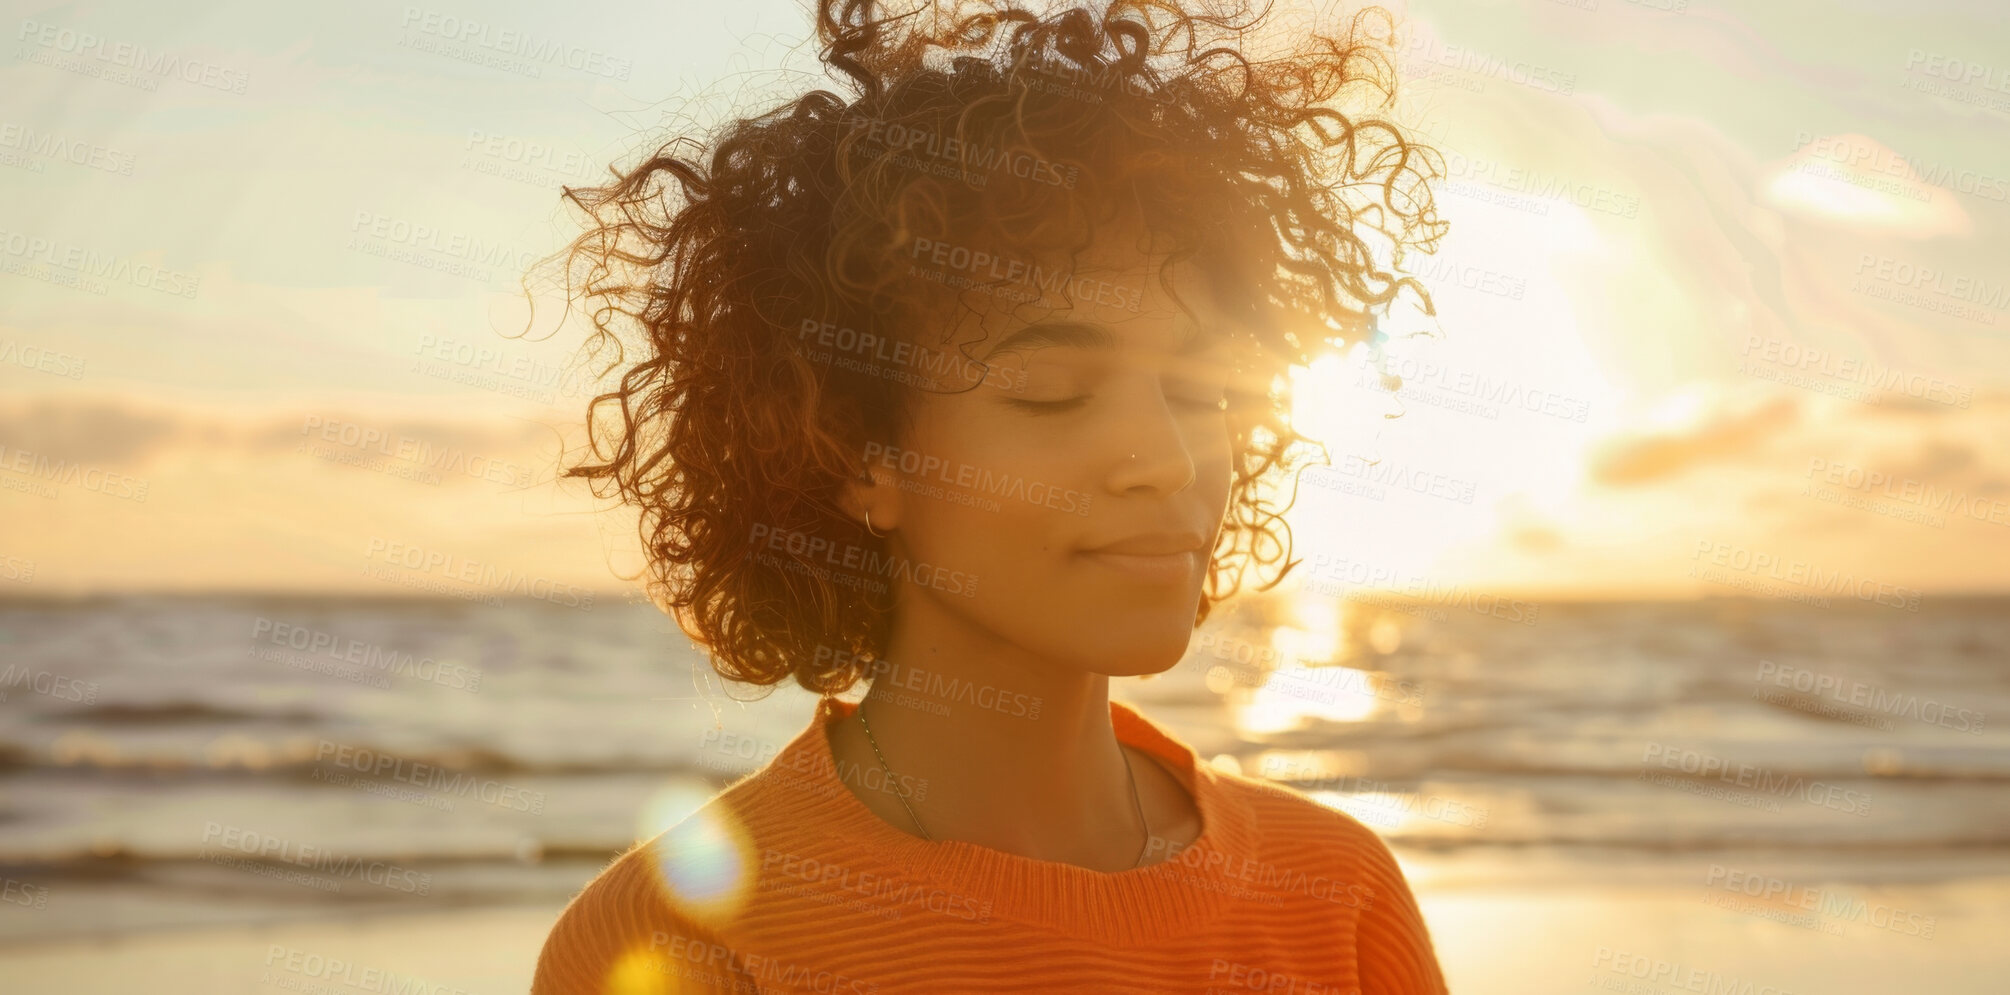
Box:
[1078,532,1208,583]
[1082,532,1210,556]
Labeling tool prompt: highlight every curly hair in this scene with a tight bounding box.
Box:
[550,0,1445,696]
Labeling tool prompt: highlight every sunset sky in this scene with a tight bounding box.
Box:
[3,0,2006,600]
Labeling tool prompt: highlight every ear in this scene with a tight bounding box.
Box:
[839,464,903,534]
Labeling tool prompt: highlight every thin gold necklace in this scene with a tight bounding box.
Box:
[856,701,1152,869]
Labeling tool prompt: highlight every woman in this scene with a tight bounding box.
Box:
[534,1,1449,991]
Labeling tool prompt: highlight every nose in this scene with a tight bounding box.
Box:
[1102,380,1198,496]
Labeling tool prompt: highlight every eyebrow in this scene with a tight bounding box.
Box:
[979,321,1116,359]
[978,320,1221,360]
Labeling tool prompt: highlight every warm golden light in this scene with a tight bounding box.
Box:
[640,778,754,923]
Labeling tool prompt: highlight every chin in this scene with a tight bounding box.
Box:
[1074,611,1201,678]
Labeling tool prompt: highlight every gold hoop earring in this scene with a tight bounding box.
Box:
[864,510,887,538]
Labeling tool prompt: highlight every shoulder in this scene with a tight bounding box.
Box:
[1208,764,1406,872]
[1206,766,1450,994]
[532,796,761,995]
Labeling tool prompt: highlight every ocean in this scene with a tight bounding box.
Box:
[1,593,2005,946]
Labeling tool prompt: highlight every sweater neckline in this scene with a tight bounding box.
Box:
[759,695,1258,944]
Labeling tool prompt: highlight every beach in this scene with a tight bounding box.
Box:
[5,868,2007,993]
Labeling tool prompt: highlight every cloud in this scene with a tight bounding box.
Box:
[0,395,560,469]
[1762,132,1974,240]
[1589,394,1800,486]
[0,396,184,466]
[1872,438,2010,502]
[1885,439,1978,481]
[1508,523,1563,554]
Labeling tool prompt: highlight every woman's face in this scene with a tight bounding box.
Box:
[869,241,1237,678]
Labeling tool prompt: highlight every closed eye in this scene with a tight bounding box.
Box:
[1006,396,1090,414]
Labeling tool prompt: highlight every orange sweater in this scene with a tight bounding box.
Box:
[534,697,1448,994]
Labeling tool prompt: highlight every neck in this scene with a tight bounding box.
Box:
[845,595,1145,868]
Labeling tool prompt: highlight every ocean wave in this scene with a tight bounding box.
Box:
[6,832,2006,874]
[1384,833,2010,853]
[0,721,752,777]
[53,701,326,725]
[1257,752,2010,782]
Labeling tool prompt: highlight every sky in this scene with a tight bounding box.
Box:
[2,0,2007,600]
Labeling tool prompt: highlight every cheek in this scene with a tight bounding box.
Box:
[890,410,1079,583]
[894,491,1075,630]
[1194,423,1236,510]
[895,461,1074,563]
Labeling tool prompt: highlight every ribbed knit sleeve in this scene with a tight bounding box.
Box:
[532,846,758,995]
[1346,817,1450,995]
